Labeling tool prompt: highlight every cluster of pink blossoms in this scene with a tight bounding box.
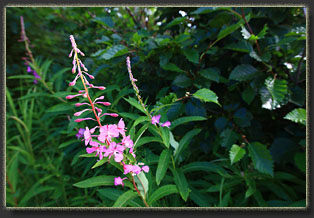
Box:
[66,35,149,187]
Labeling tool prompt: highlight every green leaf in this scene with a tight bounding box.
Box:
[7,153,19,192]
[134,172,149,199]
[101,45,128,60]
[242,86,256,105]
[284,108,306,125]
[217,14,250,41]
[257,24,269,39]
[229,144,246,165]
[112,190,138,207]
[259,87,282,110]
[156,149,171,186]
[171,116,207,130]
[123,97,147,115]
[174,128,202,161]
[190,188,212,207]
[19,186,55,206]
[229,64,258,81]
[46,103,75,113]
[58,139,79,149]
[160,127,170,148]
[91,156,109,169]
[182,161,230,178]
[192,88,220,106]
[73,175,132,188]
[294,152,306,173]
[172,168,190,201]
[183,48,199,64]
[135,136,163,148]
[147,184,179,205]
[172,75,191,88]
[248,142,274,176]
[265,76,288,104]
[165,17,186,28]
[93,16,114,28]
[199,68,220,83]
[220,128,238,149]
[161,63,185,73]
[169,131,179,152]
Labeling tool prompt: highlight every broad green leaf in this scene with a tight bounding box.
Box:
[174,128,202,161]
[91,156,109,169]
[172,75,191,88]
[199,68,220,83]
[147,184,179,205]
[93,16,114,28]
[265,76,288,104]
[182,161,230,178]
[229,64,258,81]
[134,172,149,199]
[220,128,238,149]
[46,103,75,113]
[101,45,128,60]
[7,153,19,192]
[242,86,255,105]
[156,149,171,186]
[229,144,246,165]
[58,139,79,149]
[112,190,138,207]
[161,62,185,73]
[123,97,147,115]
[192,88,220,106]
[135,136,163,148]
[183,48,199,64]
[73,175,131,188]
[160,127,170,148]
[190,188,212,207]
[259,87,282,110]
[19,186,55,206]
[191,7,213,15]
[172,168,190,201]
[217,14,250,41]
[248,142,274,176]
[284,108,306,125]
[165,17,186,28]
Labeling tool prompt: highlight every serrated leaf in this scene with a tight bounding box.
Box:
[284,108,306,125]
[217,14,250,41]
[265,76,288,104]
[192,88,220,106]
[172,168,190,201]
[156,149,171,186]
[248,142,274,176]
[229,64,258,81]
[147,184,179,205]
[220,128,238,149]
[101,45,128,60]
[112,190,138,207]
[170,116,207,130]
[162,63,185,73]
[199,68,220,82]
[259,87,282,110]
[183,48,199,64]
[229,144,246,165]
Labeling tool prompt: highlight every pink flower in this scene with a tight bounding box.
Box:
[117,118,126,136]
[75,117,96,123]
[161,121,171,128]
[98,124,119,143]
[114,177,127,186]
[83,127,92,146]
[123,164,134,175]
[142,165,149,173]
[122,135,133,148]
[104,142,125,162]
[66,93,83,100]
[152,115,161,125]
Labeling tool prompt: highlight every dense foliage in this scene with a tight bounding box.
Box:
[6,7,306,207]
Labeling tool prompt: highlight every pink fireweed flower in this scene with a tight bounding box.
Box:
[74,108,91,116]
[98,124,119,143]
[66,93,83,100]
[27,66,32,72]
[151,115,161,125]
[93,96,105,103]
[142,165,149,173]
[89,84,106,90]
[100,113,119,118]
[104,142,125,162]
[122,135,133,148]
[114,177,127,186]
[117,118,126,136]
[123,164,134,175]
[75,117,96,123]
[69,72,81,86]
[95,101,111,106]
[75,102,90,107]
[84,127,92,146]
[161,121,171,128]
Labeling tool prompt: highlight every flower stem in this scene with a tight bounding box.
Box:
[131,176,149,207]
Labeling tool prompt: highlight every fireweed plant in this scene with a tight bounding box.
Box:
[66,35,153,207]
